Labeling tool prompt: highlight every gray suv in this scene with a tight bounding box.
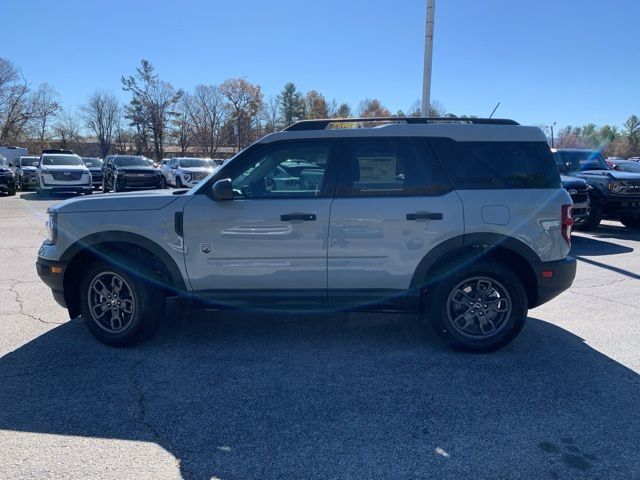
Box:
[36,118,576,352]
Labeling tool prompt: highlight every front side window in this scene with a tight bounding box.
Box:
[556,150,609,173]
[339,137,451,197]
[230,141,332,198]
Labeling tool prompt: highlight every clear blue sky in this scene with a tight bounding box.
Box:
[2,0,638,129]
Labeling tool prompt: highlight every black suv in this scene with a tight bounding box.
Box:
[0,156,17,196]
[560,175,590,225]
[102,155,164,192]
[554,148,640,229]
[82,157,104,189]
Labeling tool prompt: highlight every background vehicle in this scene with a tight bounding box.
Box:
[81,157,104,189]
[37,151,92,196]
[13,155,40,190]
[0,156,17,196]
[163,157,214,188]
[554,148,640,229]
[0,146,28,166]
[560,175,590,225]
[102,155,164,192]
[37,118,576,353]
[606,158,640,173]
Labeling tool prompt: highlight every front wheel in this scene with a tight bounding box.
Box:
[176,177,184,188]
[619,214,640,228]
[79,263,165,346]
[7,187,16,196]
[423,261,528,352]
[102,179,110,193]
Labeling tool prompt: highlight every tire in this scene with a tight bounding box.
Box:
[619,214,640,229]
[102,179,110,193]
[423,261,528,353]
[160,176,167,189]
[176,177,183,188]
[80,262,165,346]
[7,187,16,196]
[84,189,93,196]
[574,198,602,231]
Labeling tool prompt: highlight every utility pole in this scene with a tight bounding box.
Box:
[422,0,436,117]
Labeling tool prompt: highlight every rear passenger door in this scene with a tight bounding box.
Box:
[328,137,464,307]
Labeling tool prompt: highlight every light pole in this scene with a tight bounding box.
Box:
[422,0,436,117]
[548,122,556,148]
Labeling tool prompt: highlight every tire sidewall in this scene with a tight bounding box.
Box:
[426,261,528,352]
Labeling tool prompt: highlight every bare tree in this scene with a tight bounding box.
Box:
[189,85,227,157]
[0,58,34,143]
[122,59,183,159]
[81,91,120,158]
[261,95,282,133]
[220,78,262,148]
[31,83,61,152]
[173,93,194,155]
[52,111,84,152]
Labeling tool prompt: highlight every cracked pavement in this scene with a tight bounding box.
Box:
[0,191,639,480]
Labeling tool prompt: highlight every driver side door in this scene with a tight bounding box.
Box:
[182,140,338,308]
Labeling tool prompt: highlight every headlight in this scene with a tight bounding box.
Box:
[183,173,192,181]
[46,210,57,244]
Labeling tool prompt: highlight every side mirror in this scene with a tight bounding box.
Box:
[212,178,234,201]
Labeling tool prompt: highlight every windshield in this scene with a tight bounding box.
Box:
[615,162,640,173]
[114,157,150,167]
[83,158,103,167]
[178,159,211,168]
[557,151,609,173]
[41,155,84,166]
[20,157,38,166]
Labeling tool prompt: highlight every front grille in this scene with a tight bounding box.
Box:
[51,171,82,181]
[567,186,588,205]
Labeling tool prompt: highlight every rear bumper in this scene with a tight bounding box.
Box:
[531,256,577,308]
[40,186,93,193]
[36,258,68,308]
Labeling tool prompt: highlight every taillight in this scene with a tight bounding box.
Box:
[561,204,573,245]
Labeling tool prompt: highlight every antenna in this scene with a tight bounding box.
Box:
[489,102,501,118]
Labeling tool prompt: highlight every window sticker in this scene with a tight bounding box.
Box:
[358,156,397,183]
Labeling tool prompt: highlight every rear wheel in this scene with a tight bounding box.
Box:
[424,261,528,352]
[574,198,602,231]
[80,262,165,346]
[619,214,640,228]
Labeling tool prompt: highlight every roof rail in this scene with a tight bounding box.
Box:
[283,117,520,131]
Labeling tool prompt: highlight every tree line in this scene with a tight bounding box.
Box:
[3,56,639,159]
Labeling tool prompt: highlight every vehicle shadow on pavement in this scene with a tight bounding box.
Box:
[0,313,638,480]
[571,234,634,256]
[584,223,640,242]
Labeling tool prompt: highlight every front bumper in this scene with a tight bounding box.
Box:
[0,177,16,191]
[600,195,640,215]
[36,258,68,308]
[20,174,39,187]
[531,256,577,308]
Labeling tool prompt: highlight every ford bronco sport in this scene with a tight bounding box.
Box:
[37,118,576,352]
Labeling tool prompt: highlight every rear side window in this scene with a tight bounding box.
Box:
[338,137,451,197]
[429,138,560,189]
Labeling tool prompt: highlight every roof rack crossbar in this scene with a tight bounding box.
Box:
[284,117,520,131]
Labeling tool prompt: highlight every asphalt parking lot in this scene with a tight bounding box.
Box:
[0,190,639,480]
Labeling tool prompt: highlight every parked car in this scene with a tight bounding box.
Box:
[163,157,214,188]
[37,117,576,352]
[36,150,93,196]
[102,155,164,192]
[553,148,640,229]
[560,175,590,225]
[606,158,640,173]
[13,155,40,190]
[0,156,17,196]
[81,157,104,189]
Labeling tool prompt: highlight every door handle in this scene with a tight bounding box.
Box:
[406,211,443,221]
[281,213,317,221]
